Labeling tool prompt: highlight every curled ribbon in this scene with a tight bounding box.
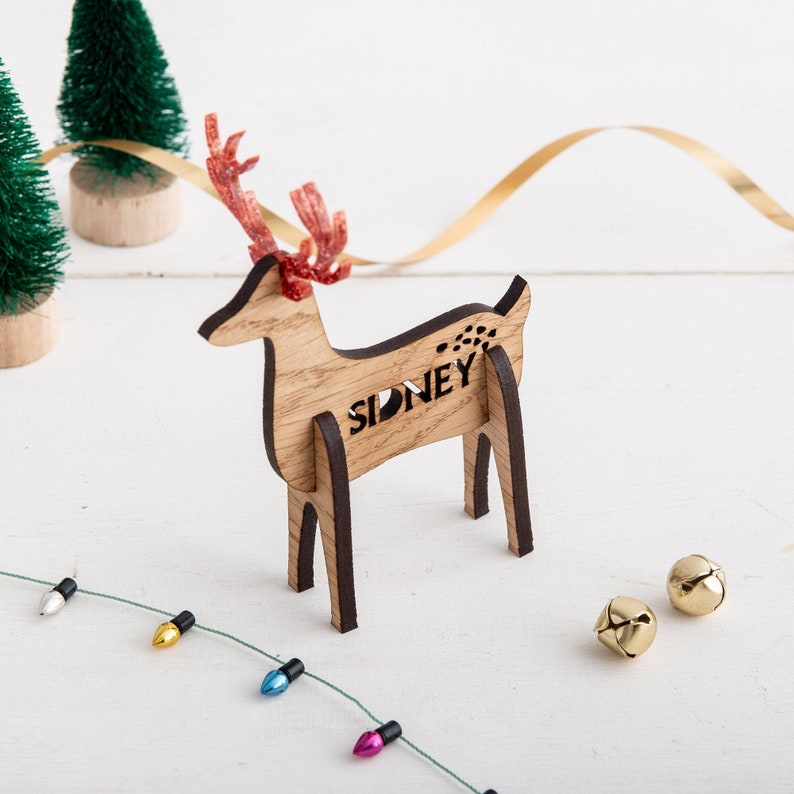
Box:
[39,126,794,266]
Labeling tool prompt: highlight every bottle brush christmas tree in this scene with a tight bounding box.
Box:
[57,0,190,246]
[0,57,68,367]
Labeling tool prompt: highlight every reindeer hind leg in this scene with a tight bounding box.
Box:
[464,430,492,519]
[483,345,533,557]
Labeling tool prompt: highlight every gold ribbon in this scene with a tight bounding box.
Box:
[40,126,794,266]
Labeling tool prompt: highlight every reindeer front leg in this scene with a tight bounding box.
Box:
[287,412,358,633]
[288,488,317,592]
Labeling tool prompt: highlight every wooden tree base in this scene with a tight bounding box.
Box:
[69,161,180,246]
[0,294,58,368]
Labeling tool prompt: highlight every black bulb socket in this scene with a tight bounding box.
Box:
[376,720,402,746]
[171,610,196,635]
[54,578,78,601]
[279,658,305,683]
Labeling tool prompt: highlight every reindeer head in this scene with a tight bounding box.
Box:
[203,113,351,319]
[198,252,317,346]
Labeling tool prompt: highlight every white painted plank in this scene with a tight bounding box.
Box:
[2,274,793,791]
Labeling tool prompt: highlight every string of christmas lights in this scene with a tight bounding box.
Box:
[2,568,498,794]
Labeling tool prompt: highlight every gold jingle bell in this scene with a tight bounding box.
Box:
[594,596,657,658]
[667,554,726,615]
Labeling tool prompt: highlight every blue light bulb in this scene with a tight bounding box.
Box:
[260,669,289,696]
[260,658,305,696]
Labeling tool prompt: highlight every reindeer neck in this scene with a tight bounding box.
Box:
[266,292,337,365]
[262,290,339,489]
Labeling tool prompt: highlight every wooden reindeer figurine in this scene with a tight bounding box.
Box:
[199,114,533,632]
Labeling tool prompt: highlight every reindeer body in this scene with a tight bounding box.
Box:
[200,255,530,491]
[200,114,533,632]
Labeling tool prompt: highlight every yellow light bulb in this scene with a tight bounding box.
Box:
[152,621,181,647]
[151,611,195,647]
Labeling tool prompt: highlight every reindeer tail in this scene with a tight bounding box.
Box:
[494,275,531,324]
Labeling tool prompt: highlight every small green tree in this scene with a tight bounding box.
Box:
[0,58,68,315]
[57,0,189,180]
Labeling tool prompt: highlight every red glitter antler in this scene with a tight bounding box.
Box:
[279,183,351,300]
[205,113,350,301]
[205,113,278,264]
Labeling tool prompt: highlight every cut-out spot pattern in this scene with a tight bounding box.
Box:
[441,325,497,357]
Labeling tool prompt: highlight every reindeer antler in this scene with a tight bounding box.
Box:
[205,113,351,301]
[205,113,278,264]
[279,183,351,300]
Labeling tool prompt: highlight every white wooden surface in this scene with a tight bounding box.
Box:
[2,2,794,792]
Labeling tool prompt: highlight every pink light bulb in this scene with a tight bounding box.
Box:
[353,730,384,757]
[352,721,402,757]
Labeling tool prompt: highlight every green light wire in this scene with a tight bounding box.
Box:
[0,569,484,794]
